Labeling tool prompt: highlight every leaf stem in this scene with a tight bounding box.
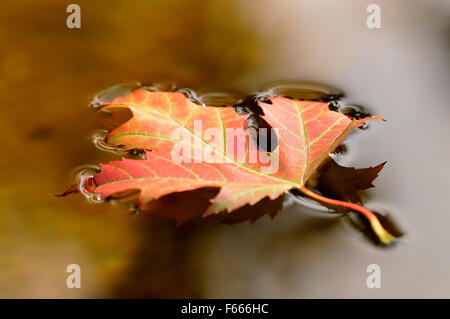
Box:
[299,186,395,245]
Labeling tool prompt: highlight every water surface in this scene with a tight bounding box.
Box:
[0,0,449,298]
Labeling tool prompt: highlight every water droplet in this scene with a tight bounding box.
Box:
[73,165,104,204]
[90,129,119,154]
[90,129,147,159]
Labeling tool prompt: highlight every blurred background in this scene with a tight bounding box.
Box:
[0,0,449,298]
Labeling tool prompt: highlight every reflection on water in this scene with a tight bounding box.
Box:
[90,82,142,108]
[259,80,343,101]
[1,0,449,298]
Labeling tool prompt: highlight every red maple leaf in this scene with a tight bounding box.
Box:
[69,89,395,244]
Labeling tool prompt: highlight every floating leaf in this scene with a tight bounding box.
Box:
[68,89,396,244]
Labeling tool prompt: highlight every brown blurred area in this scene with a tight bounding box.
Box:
[0,0,267,298]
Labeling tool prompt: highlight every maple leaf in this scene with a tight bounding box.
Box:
[74,88,395,244]
[305,156,386,206]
